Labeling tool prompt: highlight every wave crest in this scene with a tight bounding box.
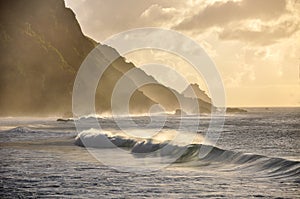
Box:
[75,129,300,176]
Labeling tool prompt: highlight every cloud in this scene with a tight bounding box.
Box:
[64,0,300,106]
[174,0,287,30]
[224,63,256,88]
[65,0,187,41]
[172,0,300,45]
[140,4,180,25]
[141,4,175,19]
[219,18,300,45]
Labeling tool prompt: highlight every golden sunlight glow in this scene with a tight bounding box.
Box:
[65,0,300,107]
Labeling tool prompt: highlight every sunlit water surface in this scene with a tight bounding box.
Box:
[1,108,299,198]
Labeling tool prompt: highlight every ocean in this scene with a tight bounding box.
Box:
[1,108,299,198]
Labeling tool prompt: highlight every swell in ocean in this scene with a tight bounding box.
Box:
[74,128,300,179]
[1,110,299,198]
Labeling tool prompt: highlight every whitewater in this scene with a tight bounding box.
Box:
[0,108,299,198]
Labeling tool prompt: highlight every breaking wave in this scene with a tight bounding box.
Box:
[75,129,300,177]
[2,126,299,178]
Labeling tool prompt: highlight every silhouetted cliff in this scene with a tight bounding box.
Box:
[182,84,211,104]
[0,0,212,116]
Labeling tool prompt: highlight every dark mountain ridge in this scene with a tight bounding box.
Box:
[0,0,212,116]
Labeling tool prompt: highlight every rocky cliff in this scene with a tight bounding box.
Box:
[0,0,212,116]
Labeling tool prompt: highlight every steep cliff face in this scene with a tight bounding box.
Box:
[0,0,94,115]
[0,0,212,116]
[0,0,155,116]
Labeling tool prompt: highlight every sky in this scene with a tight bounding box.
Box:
[65,0,300,107]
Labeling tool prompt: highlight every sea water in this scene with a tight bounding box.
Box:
[0,108,299,198]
